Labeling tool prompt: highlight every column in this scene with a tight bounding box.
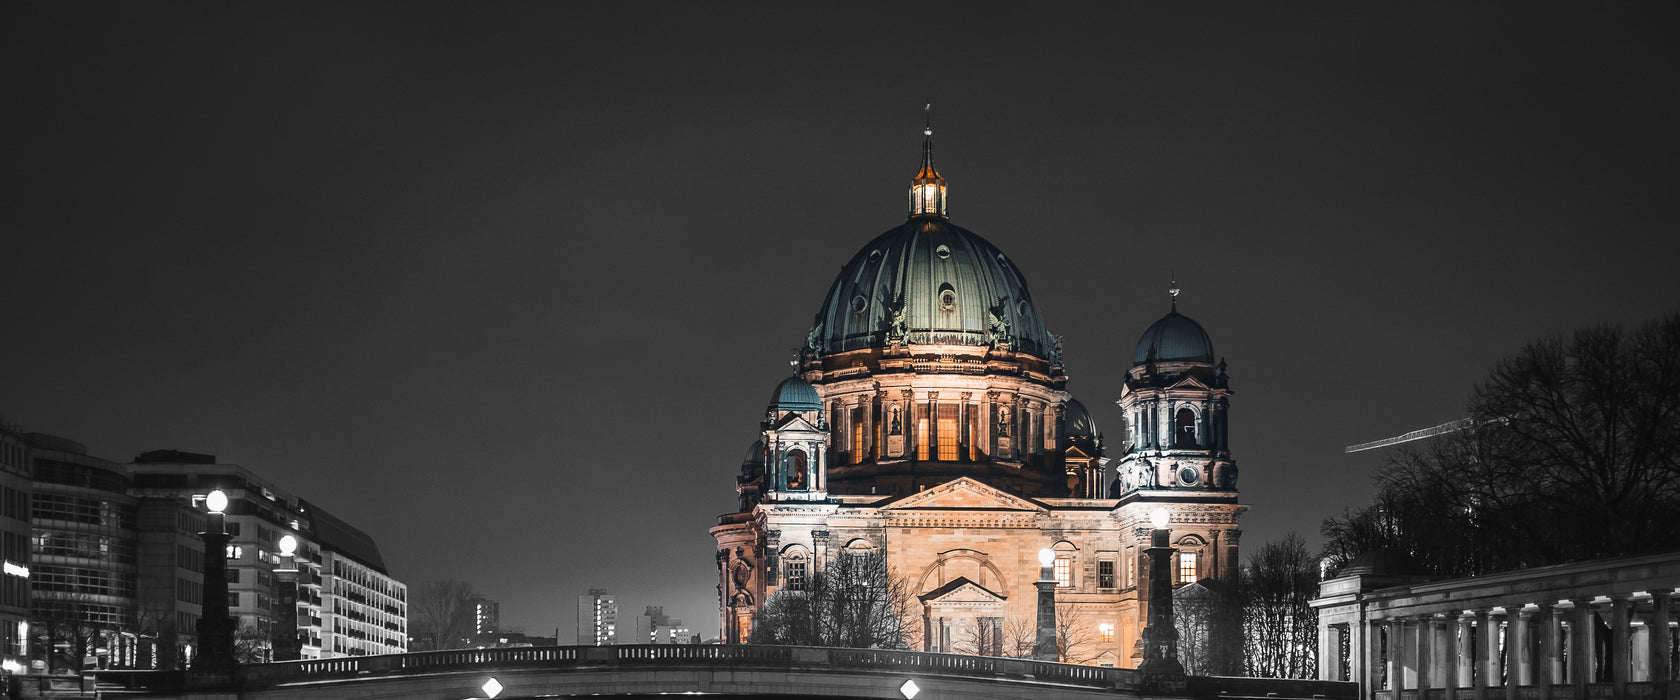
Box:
[1505,609,1521,700]
[1473,609,1492,699]
[1534,603,1556,700]
[1369,620,1388,697]
[1570,598,1595,697]
[1430,615,1450,689]
[1610,596,1631,697]
[1414,615,1433,697]
[1651,589,1673,684]
[1387,618,1405,694]
[1483,610,1504,694]
[1512,608,1533,688]
[1443,613,1461,699]
[959,392,972,461]
[1458,614,1476,689]
[985,391,999,461]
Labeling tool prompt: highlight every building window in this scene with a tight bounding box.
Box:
[1053,558,1071,588]
[1099,623,1114,643]
[785,557,807,591]
[916,419,929,460]
[229,592,241,608]
[784,449,807,490]
[1098,560,1115,589]
[852,418,864,465]
[937,416,958,460]
[1178,552,1198,584]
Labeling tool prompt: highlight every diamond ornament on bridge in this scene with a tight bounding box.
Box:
[899,679,920,699]
[483,678,504,698]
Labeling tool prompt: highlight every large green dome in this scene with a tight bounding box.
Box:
[806,218,1058,360]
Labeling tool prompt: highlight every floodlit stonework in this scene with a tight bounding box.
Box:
[711,125,1245,667]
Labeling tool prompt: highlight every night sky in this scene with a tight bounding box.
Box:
[5,4,1675,639]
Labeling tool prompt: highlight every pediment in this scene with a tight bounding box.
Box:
[1166,375,1211,392]
[771,413,821,433]
[880,477,1047,512]
[1066,445,1093,460]
[918,576,1007,604]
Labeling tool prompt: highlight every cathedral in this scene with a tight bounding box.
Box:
[710,123,1245,667]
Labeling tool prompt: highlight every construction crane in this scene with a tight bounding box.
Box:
[1344,418,1475,453]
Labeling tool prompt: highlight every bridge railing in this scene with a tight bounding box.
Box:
[238,644,1138,690]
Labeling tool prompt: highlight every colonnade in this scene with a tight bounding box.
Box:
[1351,592,1675,699]
[1312,551,1680,700]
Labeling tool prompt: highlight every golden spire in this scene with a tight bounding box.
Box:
[908,104,947,218]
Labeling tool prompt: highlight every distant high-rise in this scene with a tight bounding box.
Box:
[575,588,615,645]
[472,597,499,636]
[634,606,693,644]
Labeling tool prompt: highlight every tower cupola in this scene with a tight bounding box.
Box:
[907,108,947,219]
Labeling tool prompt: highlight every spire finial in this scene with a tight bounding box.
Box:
[1169,272,1180,312]
[908,105,947,218]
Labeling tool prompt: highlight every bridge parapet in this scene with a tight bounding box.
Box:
[239,644,1138,691]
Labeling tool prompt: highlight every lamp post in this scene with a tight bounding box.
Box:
[191,489,237,686]
[273,535,301,661]
[1138,507,1185,684]
[1034,548,1058,662]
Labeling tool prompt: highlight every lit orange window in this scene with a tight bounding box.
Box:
[852,420,863,464]
[1178,552,1198,584]
[937,417,958,460]
[1099,623,1115,643]
[1054,558,1071,588]
[916,419,929,460]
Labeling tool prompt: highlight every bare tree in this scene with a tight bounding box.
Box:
[232,620,269,664]
[749,551,916,649]
[1240,534,1317,679]
[1176,579,1242,675]
[409,580,479,651]
[1324,314,1680,577]
[1054,603,1101,664]
[1002,617,1036,659]
[950,616,1005,657]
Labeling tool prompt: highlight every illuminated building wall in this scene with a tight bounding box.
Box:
[128,457,407,660]
[0,427,31,675]
[575,589,615,645]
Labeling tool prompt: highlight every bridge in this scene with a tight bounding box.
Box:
[82,644,1357,699]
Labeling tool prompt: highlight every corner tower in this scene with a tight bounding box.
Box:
[1112,286,1242,586]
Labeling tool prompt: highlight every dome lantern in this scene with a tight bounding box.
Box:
[907,106,947,219]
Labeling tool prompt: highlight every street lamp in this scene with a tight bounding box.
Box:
[191,489,237,686]
[273,535,301,661]
[1034,548,1057,661]
[1138,506,1185,683]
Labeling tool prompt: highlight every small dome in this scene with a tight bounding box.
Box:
[1064,399,1097,438]
[769,376,822,412]
[741,440,766,467]
[1133,311,1214,365]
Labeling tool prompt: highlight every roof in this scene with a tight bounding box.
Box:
[1064,398,1096,438]
[768,376,822,412]
[1133,311,1215,365]
[807,219,1058,359]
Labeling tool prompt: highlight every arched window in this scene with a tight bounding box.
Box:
[782,547,811,591]
[784,449,807,490]
[1175,407,1198,448]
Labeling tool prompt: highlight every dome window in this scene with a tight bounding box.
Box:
[1179,465,1199,486]
[850,295,868,314]
[868,249,882,263]
[1016,300,1030,317]
[938,283,956,311]
[935,244,952,260]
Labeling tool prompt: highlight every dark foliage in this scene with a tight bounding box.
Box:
[1324,313,1680,577]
